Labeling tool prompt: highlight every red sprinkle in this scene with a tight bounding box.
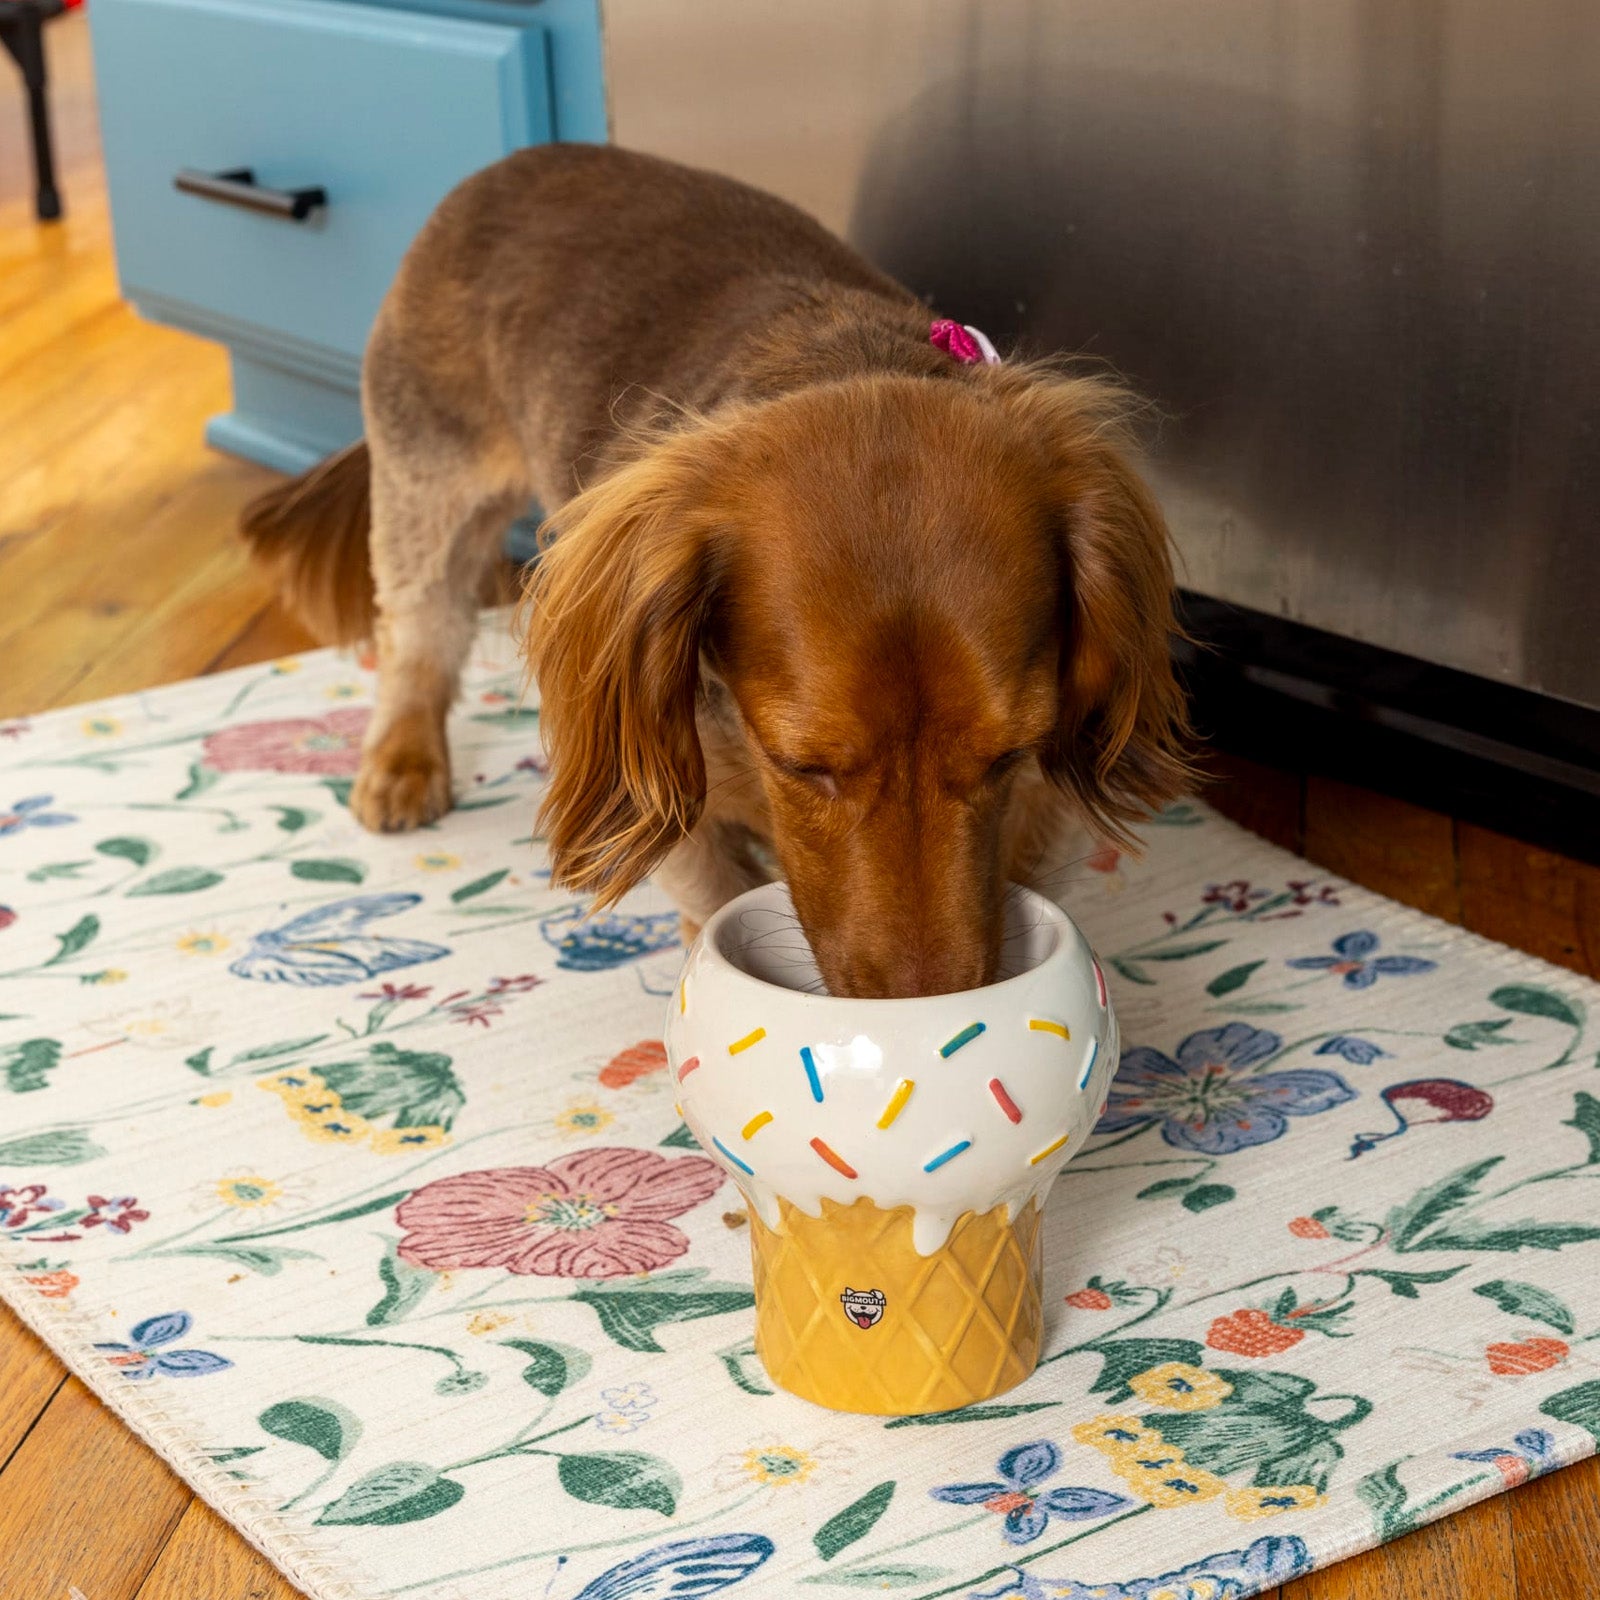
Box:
[988,1078,1023,1123]
[676,1056,702,1083]
[809,1137,858,1180]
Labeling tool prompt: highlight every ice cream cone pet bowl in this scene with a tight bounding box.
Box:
[665,883,1119,1416]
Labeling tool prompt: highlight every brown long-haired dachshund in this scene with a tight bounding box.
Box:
[242,144,1189,998]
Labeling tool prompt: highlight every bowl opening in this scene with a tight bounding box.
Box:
[712,885,1063,998]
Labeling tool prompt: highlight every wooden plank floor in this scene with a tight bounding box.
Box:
[2,17,1597,1597]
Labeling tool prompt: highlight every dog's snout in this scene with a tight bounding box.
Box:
[825,936,996,1001]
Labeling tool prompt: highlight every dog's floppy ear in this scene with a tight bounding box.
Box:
[525,420,730,904]
[1000,369,1192,842]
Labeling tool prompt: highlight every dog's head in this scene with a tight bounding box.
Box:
[527,368,1188,998]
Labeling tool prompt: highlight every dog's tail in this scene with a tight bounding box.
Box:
[239,441,376,645]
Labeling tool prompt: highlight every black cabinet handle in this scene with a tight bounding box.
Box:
[174,166,327,221]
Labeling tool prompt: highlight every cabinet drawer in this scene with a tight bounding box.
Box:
[92,0,550,362]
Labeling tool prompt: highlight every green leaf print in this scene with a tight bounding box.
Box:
[128,867,225,896]
[802,1567,949,1588]
[1352,1267,1465,1298]
[316,1462,464,1526]
[1354,1460,1416,1539]
[166,1243,317,1275]
[174,762,220,800]
[95,835,156,867]
[1490,984,1584,1029]
[884,1401,1062,1428]
[1472,1278,1576,1333]
[2,1038,61,1094]
[659,1122,702,1151]
[502,1339,591,1397]
[470,707,540,726]
[46,914,99,966]
[1086,1339,1207,1403]
[1407,1219,1600,1253]
[1134,940,1232,964]
[233,1036,331,1064]
[271,806,316,832]
[1207,961,1265,998]
[451,869,509,903]
[1386,1157,1501,1249]
[815,1481,895,1560]
[291,859,366,884]
[316,1043,464,1131]
[569,1273,756,1353]
[185,1048,214,1076]
[1136,1176,1198,1199]
[0,1128,105,1167]
[1444,1019,1517,1050]
[367,1238,437,1326]
[1541,1380,1600,1445]
[1181,1183,1236,1213]
[557,1451,679,1517]
[26,861,92,882]
[1109,958,1155,986]
[1565,1093,1600,1165]
[717,1337,774,1396]
[260,1398,361,1462]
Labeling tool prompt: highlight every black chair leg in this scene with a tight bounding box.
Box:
[2,13,62,221]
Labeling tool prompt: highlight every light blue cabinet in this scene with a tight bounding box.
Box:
[91,0,604,471]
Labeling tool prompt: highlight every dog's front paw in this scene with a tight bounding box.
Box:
[350,740,453,833]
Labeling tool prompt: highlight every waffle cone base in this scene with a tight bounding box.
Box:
[747,1194,1043,1415]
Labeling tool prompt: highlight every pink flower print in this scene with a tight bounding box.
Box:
[200,708,371,775]
[395,1148,725,1278]
[81,1194,151,1234]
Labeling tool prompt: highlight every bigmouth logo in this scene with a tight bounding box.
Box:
[840,1287,885,1329]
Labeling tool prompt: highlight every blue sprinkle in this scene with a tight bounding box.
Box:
[712,1135,755,1176]
[800,1046,824,1103]
[1077,1036,1099,1090]
[940,1022,986,1058]
[923,1139,972,1173]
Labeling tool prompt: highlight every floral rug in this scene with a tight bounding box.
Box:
[3,615,1599,1600]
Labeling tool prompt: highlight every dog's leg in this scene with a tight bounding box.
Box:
[351,453,522,833]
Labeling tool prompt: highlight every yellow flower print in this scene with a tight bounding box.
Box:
[414,851,460,871]
[324,681,363,700]
[467,1311,514,1337]
[81,715,122,738]
[1117,1452,1228,1509]
[294,1096,369,1143]
[270,658,303,674]
[83,969,128,986]
[1224,1484,1322,1519]
[555,1101,614,1138]
[177,930,231,956]
[214,1173,283,1209]
[371,1125,452,1156]
[1127,1362,1233,1413]
[258,1068,325,1104]
[197,1091,233,1108]
[739,1444,817,1488]
[1071,1414,1162,1459]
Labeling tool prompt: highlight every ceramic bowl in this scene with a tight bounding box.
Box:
[664,882,1118,1415]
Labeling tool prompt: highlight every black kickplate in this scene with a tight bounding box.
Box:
[1176,593,1600,867]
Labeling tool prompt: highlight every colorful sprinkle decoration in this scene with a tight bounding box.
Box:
[1029,1130,1072,1167]
[676,1056,701,1083]
[728,1027,767,1055]
[1077,1037,1100,1091]
[1028,1018,1070,1040]
[809,1136,858,1180]
[940,1022,986,1058]
[988,1078,1023,1123]
[712,1135,754,1175]
[1093,958,1107,1009]
[923,1139,972,1173]
[741,1110,774,1140]
[799,1046,824,1103]
[877,1078,915,1129]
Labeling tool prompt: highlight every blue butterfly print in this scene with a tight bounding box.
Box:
[573,1533,774,1600]
[230,893,450,986]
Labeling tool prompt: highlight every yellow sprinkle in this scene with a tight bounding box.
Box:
[679,982,686,1014]
[1029,1018,1070,1040]
[673,1102,684,1119]
[742,1110,774,1140]
[728,1027,767,1055]
[1029,1130,1072,1166]
[876,1078,915,1129]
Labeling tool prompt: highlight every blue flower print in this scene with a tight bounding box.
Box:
[1095,1023,1356,1154]
[930,1440,1132,1545]
[542,907,680,972]
[1454,1428,1558,1487]
[573,1533,774,1600]
[1315,1034,1389,1065]
[230,893,450,986]
[1287,930,1435,989]
[94,1312,231,1380]
[0,794,76,836]
[971,1534,1312,1599]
